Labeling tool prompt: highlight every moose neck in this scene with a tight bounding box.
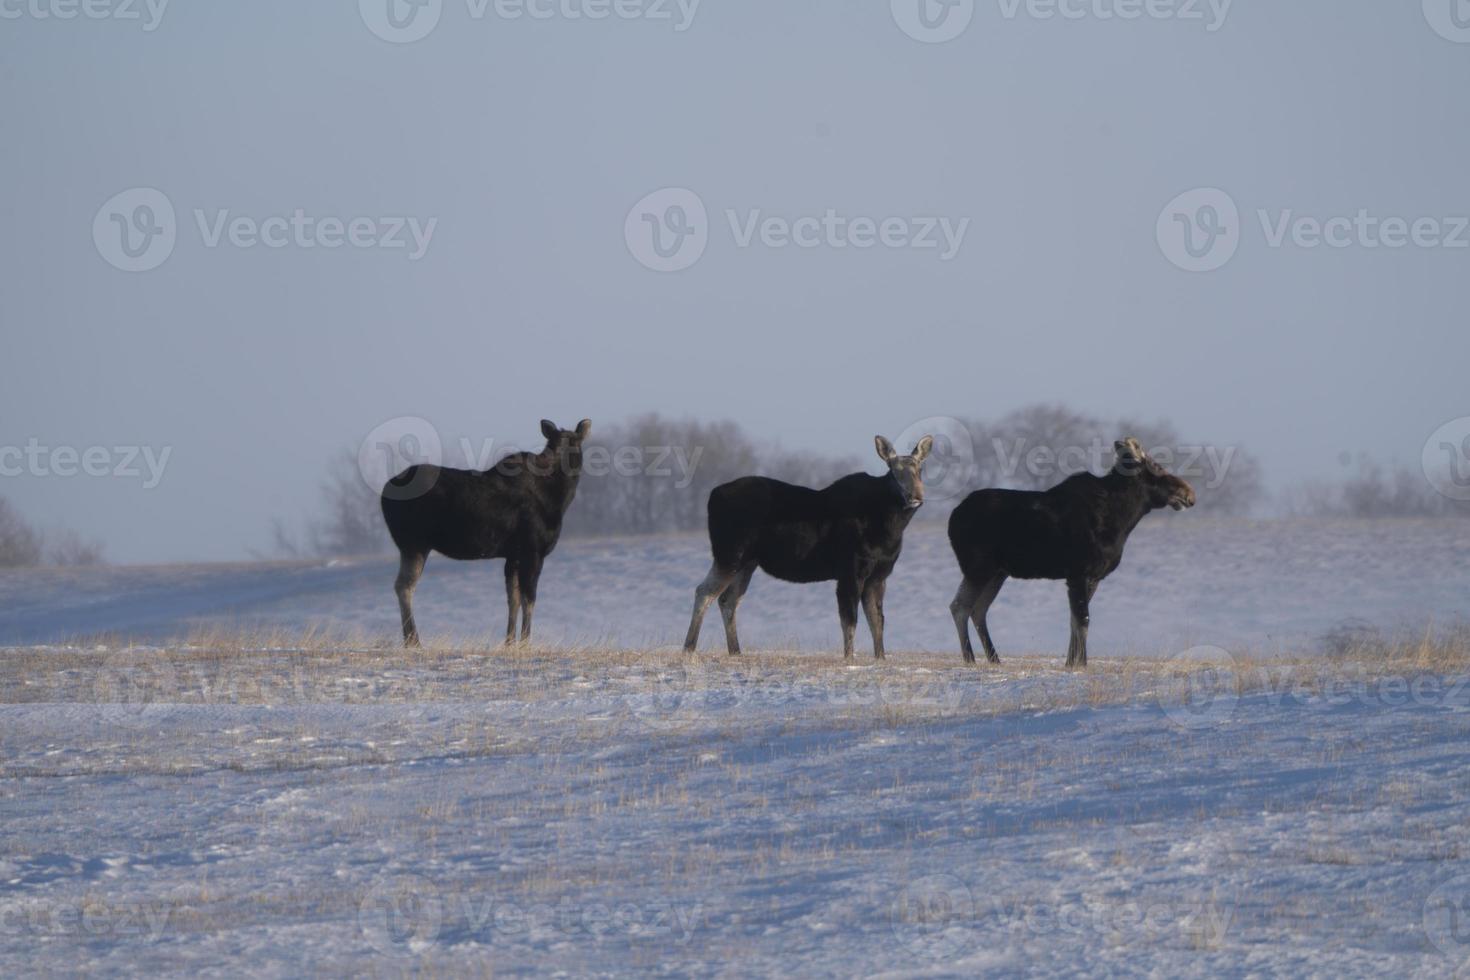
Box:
[863,473,918,529]
[534,447,583,510]
[1101,469,1158,543]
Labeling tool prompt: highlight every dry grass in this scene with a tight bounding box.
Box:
[5,622,1465,971]
[4,623,1469,730]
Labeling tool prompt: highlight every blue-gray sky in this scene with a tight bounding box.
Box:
[4,0,1469,562]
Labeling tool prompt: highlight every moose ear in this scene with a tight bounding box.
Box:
[575,419,592,439]
[912,435,934,464]
[541,419,559,441]
[875,435,897,462]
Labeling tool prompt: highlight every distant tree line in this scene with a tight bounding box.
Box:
[0,496,106,568]
[952,404,1264,515]
[271,406,1470,560]
[280,406,1275,558]
[1284,454,1469,519]
[273,417,863,557]
[270,449,388,559]
[561,413,862,537]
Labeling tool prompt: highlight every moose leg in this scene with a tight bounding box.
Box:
[516,554,544,644]
[950,578,980,664]
[836,576,861,660]
[684,563,738,653]
[394,550,428,648]
[862,578,887,660]
[503,559,520,646]
[971,574,1006,665]
[717,564,757,656]
[1065,577,1095,669]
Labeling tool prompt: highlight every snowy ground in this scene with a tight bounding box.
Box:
[4,519,1470,976]
[3,518,1469,657]
[5,644,1470,976]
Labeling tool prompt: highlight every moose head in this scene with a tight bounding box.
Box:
[540,419,593,473]
[1113,437,1196,512]
[876,435,935,510]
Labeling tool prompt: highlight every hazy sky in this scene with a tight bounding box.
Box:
[4,0,1469,562]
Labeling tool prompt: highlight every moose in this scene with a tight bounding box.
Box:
[683,434,934,659]
[380,418,592,647]
[947,437,1196,668]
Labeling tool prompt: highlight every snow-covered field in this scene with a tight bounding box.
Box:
[4,519,1470,976]
[3,518,1468,656]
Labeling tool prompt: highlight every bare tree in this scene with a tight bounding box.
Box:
[267,450,391,559]
[0,497,43,567]
[568,415,764,536]
[279,407,1270,553]
[1118,417,1264,515]
[0,497,106,567]
[1287,455,1465,518]
[981,404,1099,491]
[961,405,1265,514]
[759,445,863,492]
[47,529,106,566]
[564,414,861,537]
[307,450,391,556]
[266,517,304,559]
